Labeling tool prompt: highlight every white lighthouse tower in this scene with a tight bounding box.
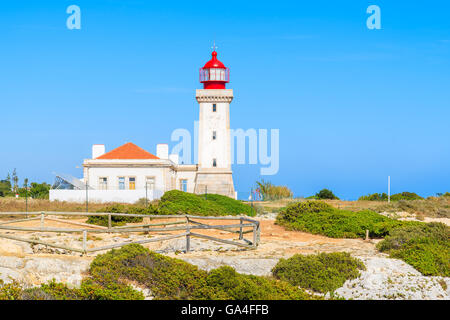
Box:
[194,50,235,198]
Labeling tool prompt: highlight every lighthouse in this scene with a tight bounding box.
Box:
[194,50,235,198]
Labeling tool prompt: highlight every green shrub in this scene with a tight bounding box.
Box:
[88,244,317,300]
[389,240,449,276]
[0,280,23,300]
[78,278,144,300]
[158,190,255,216]
[276,201,402,238]
[315,189,339,200]
[359,192,423,202]
[276,200,333,223]
[272,252,365,293]
[390,192,423,201]
[87,204,158,227]
[20,287,55,300]
[377,222,449,276]
[205,266,312,300]
[89,243,209,299]
[17,278,144,300]
[377,222,448,251]
[358,193,388,201]
[2,244,322,300]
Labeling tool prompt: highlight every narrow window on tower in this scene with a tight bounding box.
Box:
[212,131,216,140]
[212,104,217,112]
[212,158,217,167]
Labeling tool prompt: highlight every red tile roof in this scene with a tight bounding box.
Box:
[95,142,159,160]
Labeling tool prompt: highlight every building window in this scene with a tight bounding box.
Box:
[99,177,108,190]
[212,159,217,167]
[146,177,155,190]
[118,177,125,190]
[212,131,216,140]
[129,177,136,190]
[180,179,188,192]
[212,104,217,112]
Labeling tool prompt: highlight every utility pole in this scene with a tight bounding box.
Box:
[86,180,88,213]
[25,178,28,218]
[388,176,391,203]
[145,181,148,207]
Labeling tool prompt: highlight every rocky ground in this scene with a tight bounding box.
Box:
[0,214,448,299]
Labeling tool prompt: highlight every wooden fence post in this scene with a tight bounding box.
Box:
[40,212,45,230]
[82,230,87,254]
[108,214,112,232]
[239,217,243,240]
[252,224,257,247]
[185,215,191,253]
[365,229,369,241]
[186,228,191,253]
[256,222,261,246]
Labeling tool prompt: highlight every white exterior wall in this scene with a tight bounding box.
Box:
[197,89,233,170]
[50,189,163,204]
[86,167,166,190]
[175,168,197,193]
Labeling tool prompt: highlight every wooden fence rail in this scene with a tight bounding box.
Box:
[0,211,260,255]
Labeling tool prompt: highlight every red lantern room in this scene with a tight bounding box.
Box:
[199,51,230,89]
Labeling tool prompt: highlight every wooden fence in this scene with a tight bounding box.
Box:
[0,212,261,255]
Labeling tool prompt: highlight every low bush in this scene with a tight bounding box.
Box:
[388,240,449,276]
[377,222,448,251]
[276,200,402,238]
[276,200,334,222]
[358,193,389,201]
[1,278,144,300]
[359,192,423,202]
[272,252,365,293]
[0,280,23,300]
[86,204,158,227]
[88,244,317,300]
[377,222,449,276]
[315,189,339,200]
[390,192,423,201]
[158,190,255,216]
[205,266,311,300]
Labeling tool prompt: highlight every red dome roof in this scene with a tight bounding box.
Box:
[202,51,226,69]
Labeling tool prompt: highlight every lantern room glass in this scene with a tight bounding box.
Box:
[200,67,230,83]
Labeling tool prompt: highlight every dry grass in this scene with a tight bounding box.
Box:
[247,197,450,219]
[2,195,448,219]
[0,197,153,213]
[374,196,450,219]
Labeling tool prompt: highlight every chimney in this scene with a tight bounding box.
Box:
[92,144,105,159]
[169,154,179,165]
[156,144,169,159]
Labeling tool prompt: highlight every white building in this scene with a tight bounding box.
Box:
[50,50,236,203]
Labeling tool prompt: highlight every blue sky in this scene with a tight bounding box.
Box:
[0,1,449,200]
